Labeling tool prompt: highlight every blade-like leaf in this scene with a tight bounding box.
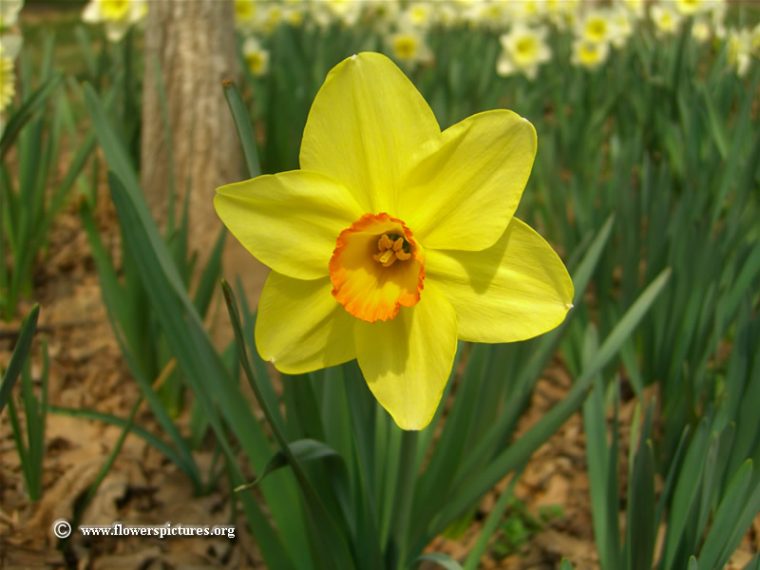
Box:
[0,305,39,415]
[235,439,342,490]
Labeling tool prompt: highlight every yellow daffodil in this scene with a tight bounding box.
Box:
[215,53,573,430]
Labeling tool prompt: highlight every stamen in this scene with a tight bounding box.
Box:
[374,250,397,267]
[378,234,393,251]
[373,232,412,267]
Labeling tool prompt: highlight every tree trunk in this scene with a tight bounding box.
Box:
[141,0,240,257]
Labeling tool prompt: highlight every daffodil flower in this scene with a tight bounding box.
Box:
[215,53,573,430]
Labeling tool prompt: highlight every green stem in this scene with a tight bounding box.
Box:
[391,429,419,569]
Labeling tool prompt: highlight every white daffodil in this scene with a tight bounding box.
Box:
[234,0,258,31]
[675,0,709,17]
[82,0,147,42]
[543,0,580,29]
[312,0,362,28]
[0,43,15,116]
[571,37,610,70]
[0,33,22,60]
[610,8,633,49]
[468,1,510,30]
[726,29,752,77]
[497,24,551,80]
[651,4,682,37]
[578,10,618,45]
[242,36,270,77]
[387,27,432,66]
[402,2,435,29]
[0,0,23,30]
[508,0,545,24]
[620,0,646,20]
[750,22,760,57]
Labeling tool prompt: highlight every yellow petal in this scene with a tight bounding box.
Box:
[398,110,537,251]
[355,283,457,430]
[215,171,363,280]
[426,218,573,343]
[255,272,356,374]
[300,52,440,213]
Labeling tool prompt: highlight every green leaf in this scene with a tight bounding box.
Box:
[222,281,355,569]
[235,439,342,491]
[0,305,39,415]
[223,80,262,177]
[463,471,521,570]
[698,461,758,570]
[0,76,61,160]
[192,228,226,317]
[428,268,671,542]
[627,440,655,570]
[661,418,710,570]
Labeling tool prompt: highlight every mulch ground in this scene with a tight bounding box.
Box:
[1,195,758,569]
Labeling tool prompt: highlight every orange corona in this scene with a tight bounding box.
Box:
[329,213,425,323]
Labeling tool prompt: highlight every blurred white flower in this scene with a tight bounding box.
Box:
[543,0,579,29]
[620,0,646,20]
[0,32,22,60]
[243,36,270,77]
[387,27,432,66]
[610,8,633,49]
[234,0,259,31]
[497,24,551,79]
[578,10,617,45]
[0,0,23,30]
[750,23,760,57]
[313,0,362,28]
[0,44,15,115]
[651,4,681,37]
[468,1,510,30]
[82,0,147,42]
[674,0,709,17]
[726,29,752,77]
[571,37,610,70]
[508,0,545,24]
[401,2,434,30]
